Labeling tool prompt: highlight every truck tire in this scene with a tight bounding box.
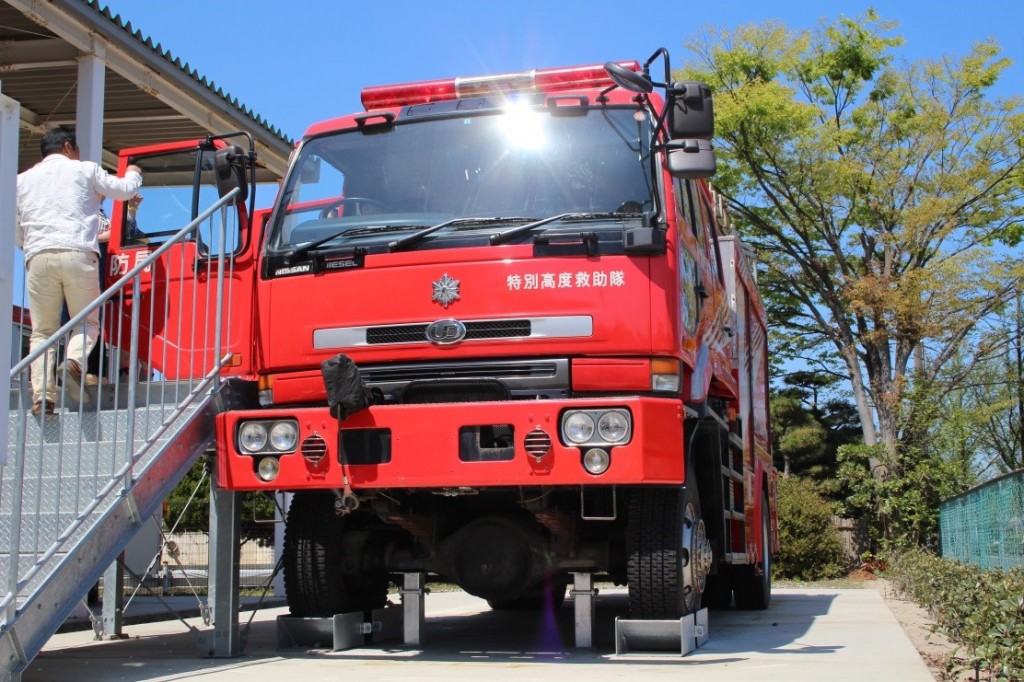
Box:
[626,470,712,618]
[733,490,772,610]
[283,492,389,617]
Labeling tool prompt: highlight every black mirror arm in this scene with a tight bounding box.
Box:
[205,131,258,248]
[642,47,673,90]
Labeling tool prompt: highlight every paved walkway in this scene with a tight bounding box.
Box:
[24,588,933,681]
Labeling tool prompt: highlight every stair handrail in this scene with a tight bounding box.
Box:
[3,188,241,625]
[8,188,240,380]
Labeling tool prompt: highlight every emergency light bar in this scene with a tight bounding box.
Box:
[361,61,641,110]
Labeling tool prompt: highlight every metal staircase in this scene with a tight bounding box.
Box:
[0,193,241,682]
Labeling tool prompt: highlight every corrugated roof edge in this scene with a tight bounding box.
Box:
[84,0,293,146]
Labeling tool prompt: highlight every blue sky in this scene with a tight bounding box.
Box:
[98,0,1023,142]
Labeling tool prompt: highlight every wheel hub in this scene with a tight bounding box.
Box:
[681,502,713,599]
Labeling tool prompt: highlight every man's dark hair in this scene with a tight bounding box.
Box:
[40,126,77,157]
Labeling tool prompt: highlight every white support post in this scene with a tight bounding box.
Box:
[401,572,426,647]
[572,572,597,648]
[0,86,20,466]
[207,466,241,657]
[75,47,105,162]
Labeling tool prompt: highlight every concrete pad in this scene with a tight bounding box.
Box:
[24,588,933,681]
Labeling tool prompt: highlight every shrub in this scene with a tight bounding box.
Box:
[888,548,1024,680]
[774,475,847,580]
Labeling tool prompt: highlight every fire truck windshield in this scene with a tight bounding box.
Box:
[267,105,653,254]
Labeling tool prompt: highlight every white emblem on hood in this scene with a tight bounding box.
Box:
[432,273,460,308]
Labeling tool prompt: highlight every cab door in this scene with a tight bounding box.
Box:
[105,140,257,380]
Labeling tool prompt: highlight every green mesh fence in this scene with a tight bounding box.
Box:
[940,470,1024,570]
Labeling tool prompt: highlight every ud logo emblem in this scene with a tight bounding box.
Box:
[425,319,467,345]
[431,273,460,308]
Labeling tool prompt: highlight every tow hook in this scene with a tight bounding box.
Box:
[333,489,360,515]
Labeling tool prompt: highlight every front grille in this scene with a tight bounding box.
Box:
[367,325,427,344]
[465,320,531,339]
[361,360,558,383]
[359,358,570,401]
[366,319,531,345]
[401,378,511,404]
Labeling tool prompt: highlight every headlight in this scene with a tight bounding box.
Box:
[270,421,298,452]
[239,422,268,453]
[597,411,629,443]
[561,408,632,446]
[257,456,280,481]
[563,412,596,444]
[582,448,610,475]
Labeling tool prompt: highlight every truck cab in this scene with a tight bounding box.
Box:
[107,55,776,621]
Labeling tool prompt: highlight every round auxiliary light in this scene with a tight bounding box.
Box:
[597,411,629,443]
[269,421,298,452]
[564,412,596,444]
[257,456,280,482]
[582,448,611,475]
[239,422,268,453]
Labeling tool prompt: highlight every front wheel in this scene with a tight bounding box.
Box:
[282,492,390,617]
[626,471,713,618]
[734,490,772,610]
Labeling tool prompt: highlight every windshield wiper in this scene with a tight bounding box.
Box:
[487,213,638,245]
[387,217,467,252]
[285,224,431,263]
[388,216,535,252]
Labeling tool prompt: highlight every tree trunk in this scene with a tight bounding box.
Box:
[840,345,887,481]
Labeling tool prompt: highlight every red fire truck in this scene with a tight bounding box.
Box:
[105,50,776,620]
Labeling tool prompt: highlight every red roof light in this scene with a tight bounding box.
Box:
[361,61,641,110]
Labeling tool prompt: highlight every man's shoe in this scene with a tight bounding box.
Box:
[59,359,84,392]
[30,399,55,416]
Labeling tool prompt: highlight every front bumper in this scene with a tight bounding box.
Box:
[216,396,684,491]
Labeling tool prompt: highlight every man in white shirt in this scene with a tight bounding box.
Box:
[15,126,143,415]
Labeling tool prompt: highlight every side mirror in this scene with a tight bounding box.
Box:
[666,140,716,179]
[604,62,654,94]
[669,81,714,139]
[214,145,248,200]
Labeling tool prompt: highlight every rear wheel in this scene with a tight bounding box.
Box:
[627,469,713,618]
[283,492,390,617]
[734,490,772,610]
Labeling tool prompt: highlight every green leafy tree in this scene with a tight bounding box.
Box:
[163,456,278,547]
[771,370,860,488]
[681,12,1024,468]
[774,475,847,580]
[963,291,1024,475]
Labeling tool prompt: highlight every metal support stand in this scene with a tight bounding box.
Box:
[100,554,126,639]
[198,466,240,657]
[614,608,709,656]
[571,572,597,648]
[276,606,402,651]
[400,572,426,646]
